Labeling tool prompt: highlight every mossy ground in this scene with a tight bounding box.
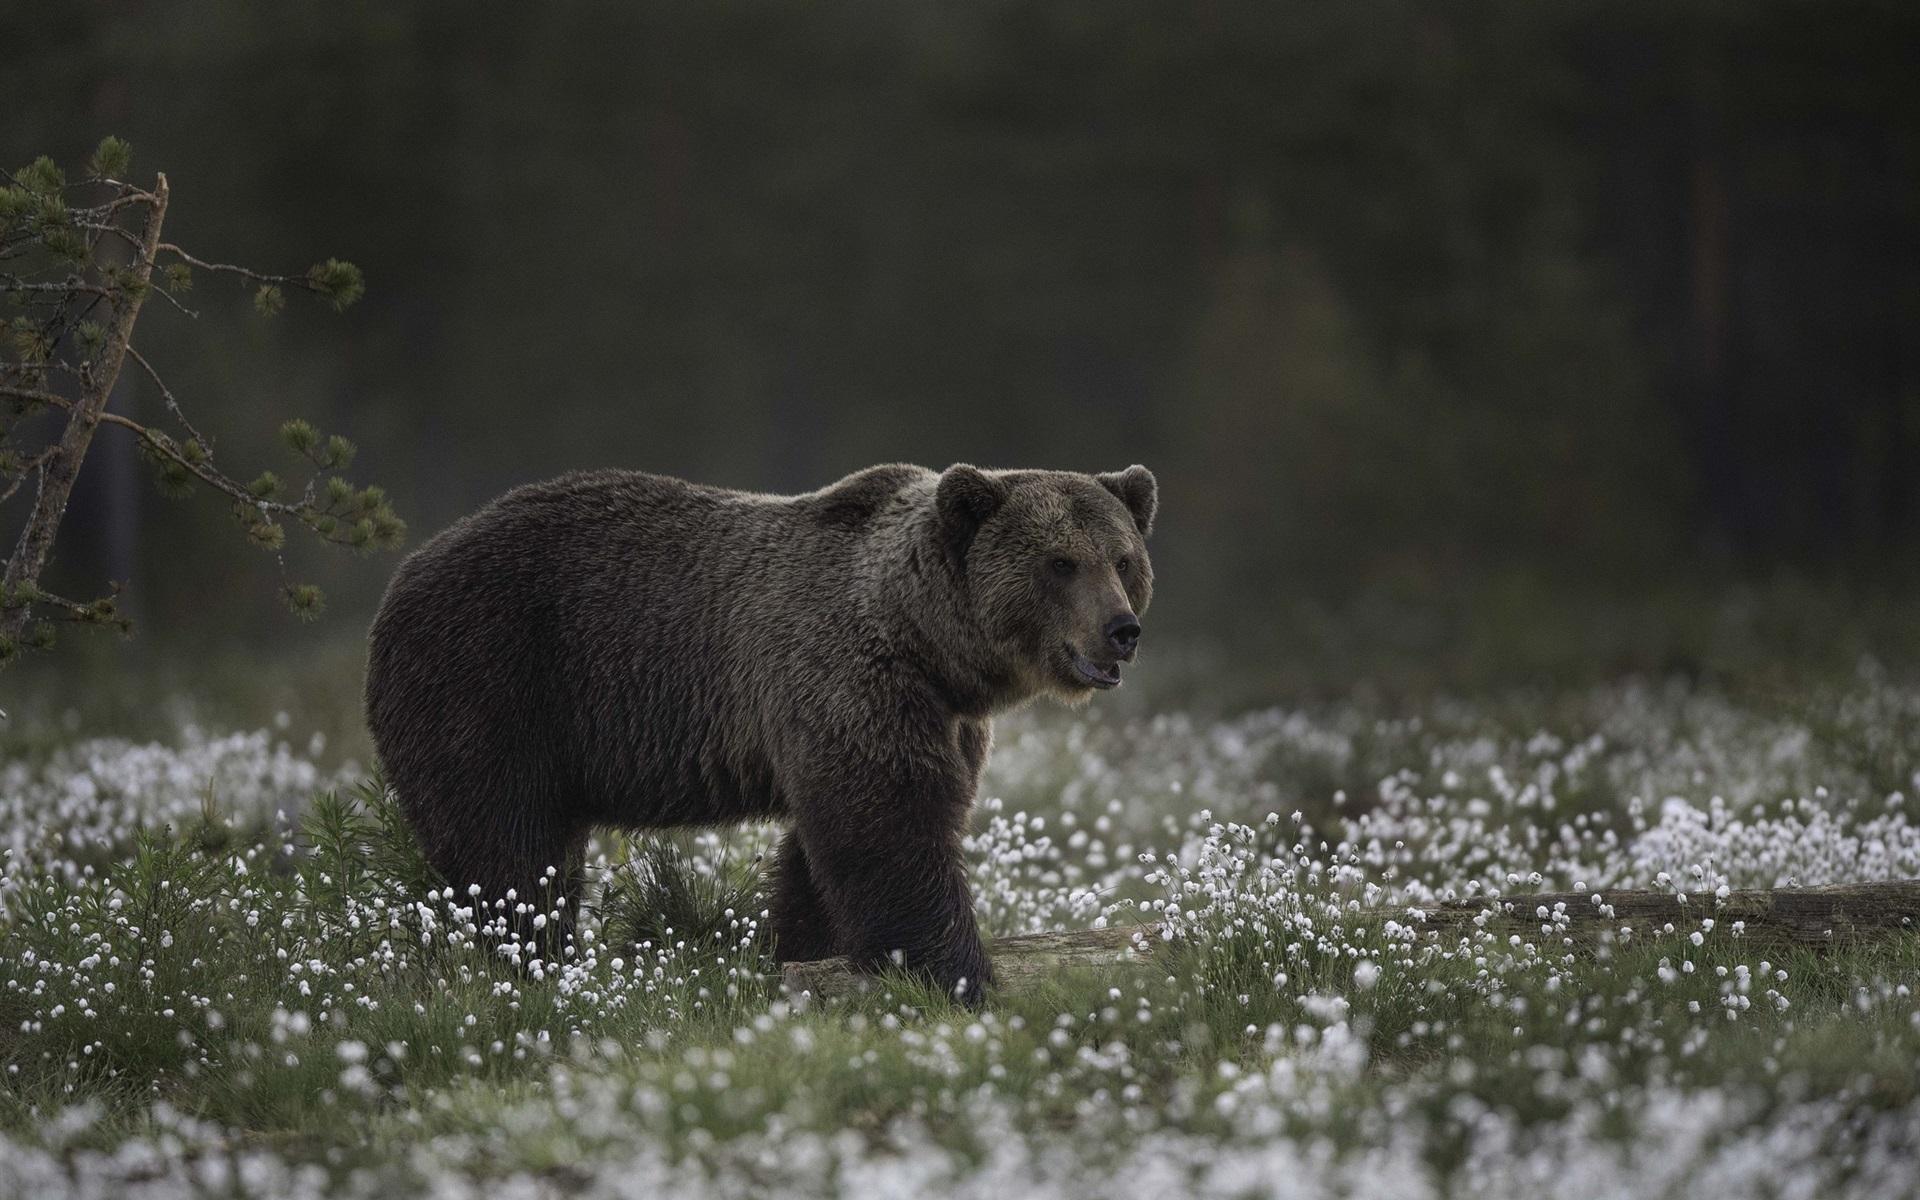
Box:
[4,657,1920,1196]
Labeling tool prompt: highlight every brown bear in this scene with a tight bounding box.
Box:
[364,462,1155,1003]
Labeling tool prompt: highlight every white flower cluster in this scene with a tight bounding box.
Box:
[0,728,355,905]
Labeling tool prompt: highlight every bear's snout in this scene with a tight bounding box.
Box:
[1104,612,1141,661]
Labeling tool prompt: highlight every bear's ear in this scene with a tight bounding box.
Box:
[935,464,1007,565]
[1096,465,1157,538]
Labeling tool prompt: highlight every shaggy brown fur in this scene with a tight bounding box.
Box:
[364,463,1156,1003]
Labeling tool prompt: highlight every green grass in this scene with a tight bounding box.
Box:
[5,672,1920,1195]
[4,782,1916,1169]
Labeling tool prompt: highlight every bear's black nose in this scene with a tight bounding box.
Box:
[1105,613,1142,659]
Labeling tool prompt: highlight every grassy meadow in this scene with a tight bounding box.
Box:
[4,653,1920,1197]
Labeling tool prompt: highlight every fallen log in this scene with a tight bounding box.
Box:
[780,879,1920,999]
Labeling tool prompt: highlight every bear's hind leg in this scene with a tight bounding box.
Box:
[767,832,839,963]
[417,788,588,963]
[516,823,590,962]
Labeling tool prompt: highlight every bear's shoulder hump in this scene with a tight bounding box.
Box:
[803,463,930,529]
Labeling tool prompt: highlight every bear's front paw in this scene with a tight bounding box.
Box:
[939,939,995,1008]
[856,938,994,1007]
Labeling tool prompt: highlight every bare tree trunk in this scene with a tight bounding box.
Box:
[1,175,169,645]
[781,879,1920,999]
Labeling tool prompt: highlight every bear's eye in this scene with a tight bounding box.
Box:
[1050,557,1076,577]
[1116,557,1131,575]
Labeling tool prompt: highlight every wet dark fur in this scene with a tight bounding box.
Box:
[364,462,1155,1003]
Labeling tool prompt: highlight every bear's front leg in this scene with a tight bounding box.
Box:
[787,749,992,1005]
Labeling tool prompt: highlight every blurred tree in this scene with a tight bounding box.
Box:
[4,1,1915,667]
[0,138,400,666]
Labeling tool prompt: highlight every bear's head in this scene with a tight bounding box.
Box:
[935,463,1156,705]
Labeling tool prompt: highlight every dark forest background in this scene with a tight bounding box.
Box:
[7,0,1919,700]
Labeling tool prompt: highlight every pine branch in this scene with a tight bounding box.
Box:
[8,584,130,631]
[97,411,295,513]
[155,245,302,288]
[0,384,74,410]
[0,278,116,298]
[0,173,168,647]
[143,280,200,320]
[124,345,209,451]
[1,140,391,661]
[155,244,363,311]
[0,448,54,504]
[96,411,402,551]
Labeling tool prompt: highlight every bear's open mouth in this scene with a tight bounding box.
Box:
[1068,647,1122,689]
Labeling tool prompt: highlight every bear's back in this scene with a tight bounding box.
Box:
[366,466,931,826]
